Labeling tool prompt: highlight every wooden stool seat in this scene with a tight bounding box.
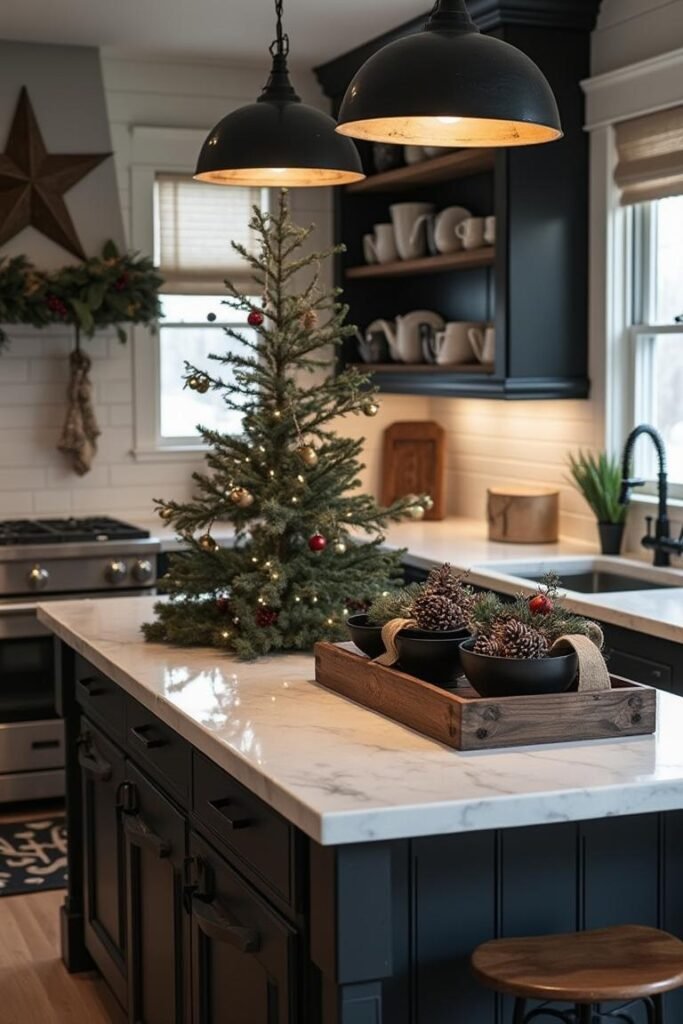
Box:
[471,925,683,1003]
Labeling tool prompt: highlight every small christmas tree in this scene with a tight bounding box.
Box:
[143,190,426,658]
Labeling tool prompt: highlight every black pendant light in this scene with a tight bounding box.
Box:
[336,0,562,148]
[195,0,364,187]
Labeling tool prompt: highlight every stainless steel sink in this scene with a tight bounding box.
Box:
[475,558,683,595]
[520,569,677,594]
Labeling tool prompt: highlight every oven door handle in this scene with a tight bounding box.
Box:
[77,742,112,782]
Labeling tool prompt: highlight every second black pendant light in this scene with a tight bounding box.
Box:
[195,0,364,187]
[336,0,563,148]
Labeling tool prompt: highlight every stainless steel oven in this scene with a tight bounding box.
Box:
[0,518,160,803]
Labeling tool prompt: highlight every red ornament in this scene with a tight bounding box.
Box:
[114,272,129,292]
[216,595,231,614]
[529,593,554,615]
[255,607,278,628]
[247,308,264,327]
[308,532,327,553]
[46,294,68,319]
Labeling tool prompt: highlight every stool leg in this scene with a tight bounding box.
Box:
[513,997,528,1024]
[652,994,664,1024]
[576,1004,594,1024]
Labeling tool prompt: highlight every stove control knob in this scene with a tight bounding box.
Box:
[106,560,128,584]
[27,564,49,590]
[132,559,154,584]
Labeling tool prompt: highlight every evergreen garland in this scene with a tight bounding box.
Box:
[143,191,428,659]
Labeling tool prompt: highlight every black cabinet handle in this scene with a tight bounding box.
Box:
[130,724,166,750]
[123,814,171,858]
[207,797,252,831]
[192,896,260,952]
[77,742,112,781]
[78,676,106,697]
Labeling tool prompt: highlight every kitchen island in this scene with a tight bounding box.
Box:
[40,596,683,1024]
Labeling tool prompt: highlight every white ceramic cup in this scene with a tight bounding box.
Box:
[484,215,496,246]
[434,322,480,365]
[468,325,496,364]
[404,145,426,165]
[390,202,435,260]
[363,234,378,264]
[370,223,398,264]
[455,216,486,251]
[433,206,471,254]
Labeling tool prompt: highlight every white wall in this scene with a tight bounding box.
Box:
[592,0,683,75]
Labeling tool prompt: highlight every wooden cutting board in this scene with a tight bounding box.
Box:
[381,420,445,520]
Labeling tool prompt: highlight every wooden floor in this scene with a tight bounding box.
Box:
[0,803,114,1023]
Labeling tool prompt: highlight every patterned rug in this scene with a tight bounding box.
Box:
[0,815,67,896]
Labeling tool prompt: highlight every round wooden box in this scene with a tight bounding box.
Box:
[487,486,559,544]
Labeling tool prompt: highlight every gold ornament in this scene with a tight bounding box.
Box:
[229,487,254,508]
[422,495,434,511]
[198,533,219,553]
[333,539,347,555]
[301,308,318,331]
[361,399,379,417]
[158,506,174,521]
[194,375,210,394]
[187,375,200,390]
[296,444,318,468]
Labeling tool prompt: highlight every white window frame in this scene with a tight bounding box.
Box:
[582,46,683,508]
[128,125,267,461]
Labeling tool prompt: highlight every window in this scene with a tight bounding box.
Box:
[139,173,268,450]
[628,196,683,489]
[615,104,683,493]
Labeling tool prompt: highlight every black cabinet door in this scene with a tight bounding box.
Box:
[79,716,127,1010]
[190,831,298,1024]
[122,761,189,1024]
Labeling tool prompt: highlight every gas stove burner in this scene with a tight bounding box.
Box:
[0,516,151,546]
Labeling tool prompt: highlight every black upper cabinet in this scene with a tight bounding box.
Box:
[315,0,601,400]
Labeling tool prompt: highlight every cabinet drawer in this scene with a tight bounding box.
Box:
[193,752,293,905]
[125,698,191,804]
[607,649,673,690]
[75,656,125,740]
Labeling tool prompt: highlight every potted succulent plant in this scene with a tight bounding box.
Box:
[356,564,474,686]
[460,575,604,697]
[568,451,628,555]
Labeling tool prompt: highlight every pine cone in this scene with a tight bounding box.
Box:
[497,619,549,660]
[473,632,503,657]
[413,590,466,632]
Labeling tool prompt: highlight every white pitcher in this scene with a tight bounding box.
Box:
[390,203,435,260]
[363,223,398,265]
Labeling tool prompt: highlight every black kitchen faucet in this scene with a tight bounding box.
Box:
[619,424,683,567]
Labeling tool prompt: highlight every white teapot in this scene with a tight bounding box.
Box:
[373,311,444,363]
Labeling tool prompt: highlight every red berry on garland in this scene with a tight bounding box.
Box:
[255,607,278,627]
[216,596,231,614]
[247,308,264,327]
[529,593,554,615]
[308,532,327,553]
[114,272,129,292]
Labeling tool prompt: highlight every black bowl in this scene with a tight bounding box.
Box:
[395,627,471,687]
[459,638,579,698]
[346,614,386,659]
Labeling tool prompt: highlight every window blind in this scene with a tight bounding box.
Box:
[155,174,262,293]
[615,105,683,206]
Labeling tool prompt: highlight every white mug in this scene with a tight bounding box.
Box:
[390,202,434,260]
[468,325,496,364]
[484,216,496,246]
[455,216,486,251]
[363,234,378,264]
[404,145,426,165]
[434,322,480,365]
[365,223,398,264]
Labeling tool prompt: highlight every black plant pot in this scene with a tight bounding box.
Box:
[395,627,471,687]
[598,521,625,555]
[346,614,386,659]
[459,638,579,698]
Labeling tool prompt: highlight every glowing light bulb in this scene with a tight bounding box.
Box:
[436,116,461,125]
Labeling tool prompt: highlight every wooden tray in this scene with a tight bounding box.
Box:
[314,642,657,751]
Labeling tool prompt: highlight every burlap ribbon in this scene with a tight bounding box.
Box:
[57,348,101,476]
[374,617,417,666]
[551,632,610,692]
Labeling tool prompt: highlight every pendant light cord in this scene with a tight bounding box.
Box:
[269,0,290,59]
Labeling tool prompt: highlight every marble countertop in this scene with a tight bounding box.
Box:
[39,595,683,847]
[133,514,683,643]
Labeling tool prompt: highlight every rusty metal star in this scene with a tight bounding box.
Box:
[0,87,111,261]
